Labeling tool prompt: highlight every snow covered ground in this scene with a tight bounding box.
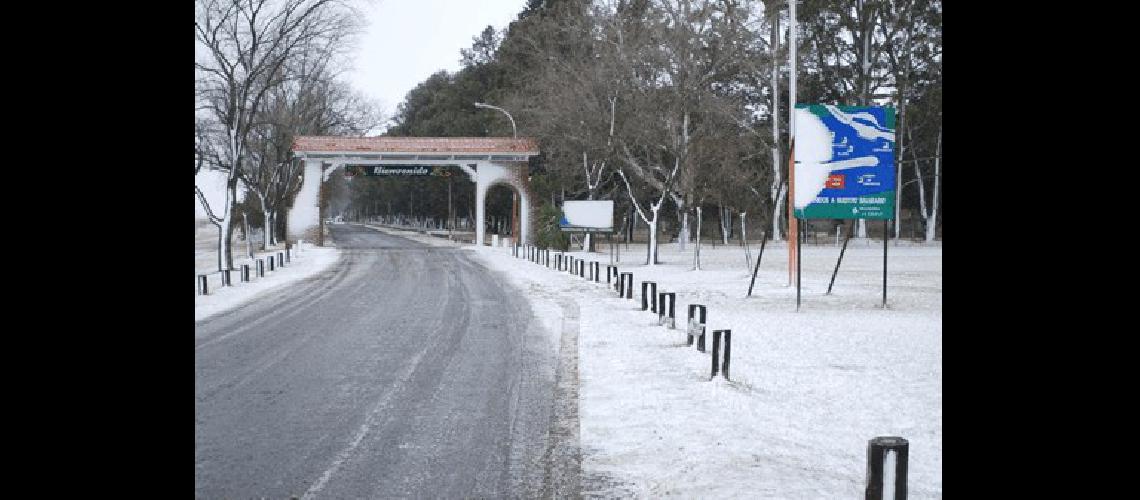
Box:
[354,226,942,498]
[194,240,341,322]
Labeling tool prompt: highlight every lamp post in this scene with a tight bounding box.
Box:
[474,101,520,241]
[474,102,517,138]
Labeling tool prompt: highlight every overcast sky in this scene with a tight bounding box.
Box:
[347,0,528,131]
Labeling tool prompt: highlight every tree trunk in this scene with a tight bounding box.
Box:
[277,206,289,245]
[719,205,731,245]
[914,133,928,237]
[646,206,660,266]
[773,181,787,241]
[260,197,272,250]
[741,212,752,270]
[243,212,253,259]
[926,127,942,242]
[269,211,277,246]
[694,206,703,270]
[218,180,237,271]
[627,205,635,243]
[679,209,689,251]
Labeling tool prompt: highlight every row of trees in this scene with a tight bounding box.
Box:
[195,0,383,271]
[371,0,941,265]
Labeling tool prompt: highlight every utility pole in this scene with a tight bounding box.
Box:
[448,175,453,240]
[770,2,781,245]
[857,0,871,239]
[787,0,798,287]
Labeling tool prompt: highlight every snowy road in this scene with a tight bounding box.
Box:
[194,224,560,498]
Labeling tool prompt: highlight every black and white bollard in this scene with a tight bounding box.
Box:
[711,329,731,379]
[241,264,250,283]
[641,281,657,311]
[556,254,563,270]
[197,274,208,296]
[687,304,707,346]
[256,259,265,277]
[865,436,908,500]
[268,255,275,271]
[285,247,290,263]
[278,252,285,266]
[578,261,585,278]
[568,256,575,274]
[619,272,634,299]
[591,261,600,282]
[657,292,676,328]
[221,269,231,287]
[607,265,618,285]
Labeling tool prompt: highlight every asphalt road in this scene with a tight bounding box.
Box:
[195,224,561,499]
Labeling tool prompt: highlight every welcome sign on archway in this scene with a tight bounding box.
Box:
[343,165,454,177]
[288,136,540,247]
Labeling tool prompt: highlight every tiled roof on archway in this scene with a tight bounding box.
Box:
[293,136,539,154]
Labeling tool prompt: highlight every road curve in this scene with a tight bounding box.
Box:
[195,224,558,499]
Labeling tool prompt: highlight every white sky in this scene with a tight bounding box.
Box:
[347,0,528,129]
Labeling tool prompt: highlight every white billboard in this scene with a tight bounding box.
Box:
[560,200,614,232]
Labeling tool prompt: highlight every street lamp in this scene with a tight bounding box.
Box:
[474,102,517,138]
[474,102,520,241]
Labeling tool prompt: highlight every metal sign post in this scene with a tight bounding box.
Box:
[792,104,896,309]
[827,221,854,295]
[746,232,768,298]
[883,219,889,308]
[796,219,802,311]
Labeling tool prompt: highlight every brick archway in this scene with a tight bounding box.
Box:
[289,136,539,247]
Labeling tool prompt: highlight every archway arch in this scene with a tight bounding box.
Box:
[289,136,539,247]
[474,162,532,248]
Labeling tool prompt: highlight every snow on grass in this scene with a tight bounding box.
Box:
[492,239,939,498]
[365,226,941,497]
[195,242,341,322]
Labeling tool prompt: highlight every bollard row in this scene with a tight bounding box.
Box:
[196,243,305,296]
[512,245,738,384]
[632,284,734,381]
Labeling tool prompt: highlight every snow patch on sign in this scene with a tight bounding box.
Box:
[794,109,881,210]
[824,104,894,141]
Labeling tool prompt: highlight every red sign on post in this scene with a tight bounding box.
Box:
[826,173,846,189]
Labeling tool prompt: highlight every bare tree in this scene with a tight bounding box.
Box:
[195,0,359,271]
